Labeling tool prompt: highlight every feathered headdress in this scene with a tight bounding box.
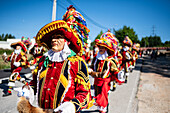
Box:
[21,36,32,48]
[63,5,90,52]
[123,36,133,47]
[95,32,118,54]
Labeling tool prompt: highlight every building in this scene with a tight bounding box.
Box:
[0,39,36,50]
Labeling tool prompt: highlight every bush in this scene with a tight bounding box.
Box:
[0,48,13,55]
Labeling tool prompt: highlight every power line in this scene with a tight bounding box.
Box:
[50,0,108,30]
[66,0,108,30]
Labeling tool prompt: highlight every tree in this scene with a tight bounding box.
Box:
[115,26,139,45]
[0,33,15,41]
[141,37,149,47]
[90,30,103,49]
[164,41,170,47]
[141,35,162,47]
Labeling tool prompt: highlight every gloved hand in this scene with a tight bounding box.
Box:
[13,62,21,67]
[30,65,35,70]
[126,52,131,60]
[90,70,106,78]
[53,102,75,113]
[88,68,93,75]
[2,52,7,62]
[117,70,125,82]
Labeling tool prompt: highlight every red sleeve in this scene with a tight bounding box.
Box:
[71,59,90,112]
[29,56,45,93]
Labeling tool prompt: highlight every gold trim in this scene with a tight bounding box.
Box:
[36,20,72,42]
[53,59,68,108]
[53,81,60,108]
[39,66,48,107]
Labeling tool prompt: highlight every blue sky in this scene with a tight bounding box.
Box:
[0,0,170,43]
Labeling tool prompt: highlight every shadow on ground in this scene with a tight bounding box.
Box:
[0,79,9,94]
[141,56,170,78]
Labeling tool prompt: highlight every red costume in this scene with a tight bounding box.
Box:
[3,41,29,96]
[30,54,90,111]
[28,5,91,112]
[131,43,140,68]
[29,43,45,65]
[7,42,28,84]
[121,36,133,83]
[89,32,120,112]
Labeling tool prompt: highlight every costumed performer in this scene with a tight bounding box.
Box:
[88,32,122,113]
[131,43,140,70]
[2,41,29,96]
[121,36,133,83]
[108,32,124,91]
[18,5,91,113]
[29,42,46,70]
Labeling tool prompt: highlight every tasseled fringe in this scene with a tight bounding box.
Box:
[74,78,90,90]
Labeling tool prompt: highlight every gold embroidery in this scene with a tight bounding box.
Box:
[53,60,68,108]
[39,67,48,107]
[60,74,68,88]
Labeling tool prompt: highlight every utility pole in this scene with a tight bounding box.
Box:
[52,0,57,21]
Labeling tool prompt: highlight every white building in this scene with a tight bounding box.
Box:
[0,39,36,50]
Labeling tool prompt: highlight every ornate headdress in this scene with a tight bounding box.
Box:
[123,36,133,47]
[63,5,90,52]
[21,36,32,48]
[95,32,118,54]
[11,41,27,52]
[133,43,140,51]
[35,5,90,55]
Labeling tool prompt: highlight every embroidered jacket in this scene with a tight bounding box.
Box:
[92,56,119,78]
[7,51,29,72]
[29,55,90,112]
[91,56,119,108]
[132,50,138,61]
[29,46,45,65]
[131,50,138,66]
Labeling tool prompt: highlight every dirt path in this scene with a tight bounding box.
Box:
[137,55,170,113]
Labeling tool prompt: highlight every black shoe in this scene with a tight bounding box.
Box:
[124,79,127,83]
[130,69,133,72]
[111,87,116,91]
[3,92,12,97]
[124,76,128,83]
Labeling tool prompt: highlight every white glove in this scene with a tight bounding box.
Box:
[88,68,93,74]
[125,52,131,60]
[13,62,20,67]
[133,56,136,60]
[3,52,7,57]
[2,52,7,61]
[117,70,125,82]
[54,102,75,113]
[30,65,35,70]
[14,85,34,105]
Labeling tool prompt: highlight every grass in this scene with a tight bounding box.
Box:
[0,49,33,70]
[0,54,11,69]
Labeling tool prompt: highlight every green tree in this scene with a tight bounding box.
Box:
[141,37,149,47]
[0,33,15,41]
[141,35,162,47]
[90,30,103,49]
[115,26,139,45]
[164,41,170,47]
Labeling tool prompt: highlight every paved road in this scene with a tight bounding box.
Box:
[0,59,142,113]
[0,68,32,79]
